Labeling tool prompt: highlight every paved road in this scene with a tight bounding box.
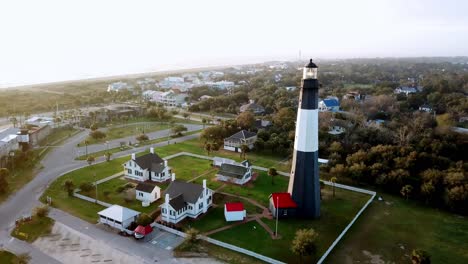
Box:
[75,123,203,157]
[0,126,202,263]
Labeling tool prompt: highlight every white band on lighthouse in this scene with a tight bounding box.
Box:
[293,108,318,152]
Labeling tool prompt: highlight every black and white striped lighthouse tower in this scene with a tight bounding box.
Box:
[287,59,321,218]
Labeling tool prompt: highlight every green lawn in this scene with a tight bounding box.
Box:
[169,155,213,181]
[79,123,171,145]
[210,186,371,263]
[11,216,55,243]
[0,250,19,264]
[326,193,468,264]
[80,177,163,214]
[192,170,224,191]
[221,171,290,207]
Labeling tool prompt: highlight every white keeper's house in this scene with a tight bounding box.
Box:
[223,130,257,152]
[135,182,161,207]
[160,177,213,224]
[124,148,173,182]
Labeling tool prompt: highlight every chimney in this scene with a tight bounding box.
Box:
[172,173,176,181]
[165,193,170,203]
[164,160,168,167]
[131,153,136,160]
[203,179,207,189]
[202,179,208,213]
[150,147,154,154]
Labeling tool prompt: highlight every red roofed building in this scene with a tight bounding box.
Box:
[224,202,246,222]
[269,193,298,218]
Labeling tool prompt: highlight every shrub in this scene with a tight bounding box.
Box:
[136,213,153,226]
[116,186,125,193]
[89,130,106,140]
[79,182,94,192]
[33,205,50,218]
[185,228,200,244]
[136,134,149,142]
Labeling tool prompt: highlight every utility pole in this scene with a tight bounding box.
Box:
[94,172,98,203]
[275,196,279,237]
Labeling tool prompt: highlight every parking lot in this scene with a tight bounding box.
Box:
[148,229,184,250]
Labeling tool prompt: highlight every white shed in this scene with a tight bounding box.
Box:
[224,202,246,222]
[212,157,236,167]
[98,205,140,230]
[135,183,161,206]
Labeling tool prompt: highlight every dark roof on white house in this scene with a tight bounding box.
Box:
[135,183,158,193]
[134,153,166,173]
[169,194,186,211]
[165,180,205,205]
[225,130,257,141]
[218,163,249,179]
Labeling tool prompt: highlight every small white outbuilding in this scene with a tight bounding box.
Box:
[98,205,140,230]
[224,202,246,222]
[135,182,161,207]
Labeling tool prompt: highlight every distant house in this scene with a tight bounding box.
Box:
[285,86,297,92]
[28,124,52,146]
[123,148,173,182]
[107,81,134,92]
[269,193,298,218]
[394,86,418,96]
[254,119,272,130]
[224,202,246,222]
[223,130,257,152]
[212,157,236,167]
[0,128,29,157]
[319,98,340,112]
[343,91,362,101]
[135,183,161,206]
[419,104,433,112]
[239,100,265,115]
[199,95,213,101]
[160,179,213,224]
[98,205,140,230]
[216,160,253,185]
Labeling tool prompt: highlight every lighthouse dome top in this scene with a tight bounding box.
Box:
[303,59,318,79]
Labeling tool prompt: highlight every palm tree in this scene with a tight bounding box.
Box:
[240,144,249,159]
[202,118,207,129]
[204,143,212,156]
[330,177,338,198]
[105,152,112,162]
[268,167,278,185]
[400,184,413,201]
[86,155,95,166]
[63,179,75,196]
[84,140,90,157]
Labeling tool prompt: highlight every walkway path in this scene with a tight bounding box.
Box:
[203,217,257,236]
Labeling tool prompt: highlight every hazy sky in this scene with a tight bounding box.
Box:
[1,0,467,87]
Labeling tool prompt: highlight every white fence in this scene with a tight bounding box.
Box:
[73,192,112,208]
[153,223,285,264]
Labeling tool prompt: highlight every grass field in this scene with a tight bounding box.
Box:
[209,186,371,263]
[0,250,19,264]
[11,216,54,243]
[80,123,171,145]
[326,193,468,264]
[40,126,80,146]
[79,177,163,215]
[169,155,213,181]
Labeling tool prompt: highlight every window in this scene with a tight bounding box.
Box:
[139,192,143,197]
[162,208,166,214]
[127,169,132,174]
[199,202,203,209]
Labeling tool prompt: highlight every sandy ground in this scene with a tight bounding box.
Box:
[34,222,148,264]
[34,222,224,264]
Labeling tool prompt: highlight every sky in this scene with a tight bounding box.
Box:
[0,0,467,87]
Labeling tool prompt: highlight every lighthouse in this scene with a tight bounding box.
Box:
[287,59,321,218]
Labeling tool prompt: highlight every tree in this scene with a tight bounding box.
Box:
[63,179,75,197]
[172,125,188,136]
[33,205,50,218]
[411,249,431,264]
[0,168,10,194]
[183,112,190,120]
[268,167,278,185]
[202,118,207,129]
[236,111,255,129]
[105,152,112,162]
[89,130,106,140]
[86,156,95,166]
[136,213,153,226]
[330,176,338,198]
[84,140,90,157]
[273,107,296,131]
[400,184,413,200]
[90,123,98,131]
[204,142,213,156]
[185,228,200,244]
[136,134,149,142]
[291,228,318,263]
[240,144,249,159]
